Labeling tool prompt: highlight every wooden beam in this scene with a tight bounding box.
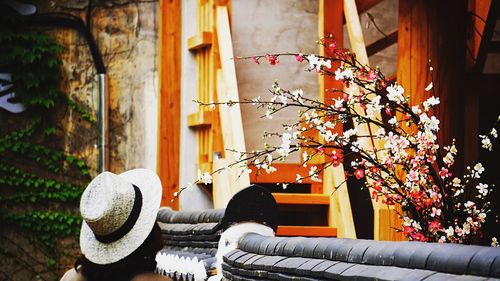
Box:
[276,226,337,237]
[187,110,214,128]
[215,7,250,196]
[320,0,357,239]
[158,0,181,209]
[272,193,330,205]
[188,32,213,50]
[366,30,398,56]
[249,163,323,184]
[397,0,467,240]
[398,0,466,161]
[474,1,496,73]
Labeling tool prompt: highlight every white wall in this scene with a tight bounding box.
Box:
[232,0,320,162]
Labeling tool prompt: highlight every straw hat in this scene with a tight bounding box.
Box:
[79,169,162,264]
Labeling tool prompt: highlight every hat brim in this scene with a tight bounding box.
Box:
[80,168,162,265]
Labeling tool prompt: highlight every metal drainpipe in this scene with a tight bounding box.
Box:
[98,73,108,172]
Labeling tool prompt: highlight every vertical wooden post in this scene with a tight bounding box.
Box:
[158,0,182,208]
[320,0,356,239]
[397,0,467,169]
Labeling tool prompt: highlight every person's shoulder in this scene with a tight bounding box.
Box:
[131,273,172,281]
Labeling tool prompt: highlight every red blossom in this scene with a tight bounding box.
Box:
[439,168,449,179]
[429,221,441,232]
[295,53,304,62]
[265,53,279,65]
[252,56,260,64]
[385,108,392,116]
[413,232,427,242]
[403,226,414,235]
[354,168,365,180]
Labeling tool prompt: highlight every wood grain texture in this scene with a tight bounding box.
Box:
[277,225,337,237]
[188,32,213,50]
[272,193,330,205]
[397,0,467,170]
[215,7,250,195]
[320,0,357,239]
[158,0,182,209]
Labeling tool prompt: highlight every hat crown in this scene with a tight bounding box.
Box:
[80,172,135,236]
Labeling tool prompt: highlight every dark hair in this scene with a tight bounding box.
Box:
[75,222,163,281]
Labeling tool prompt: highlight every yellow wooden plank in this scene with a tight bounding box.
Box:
[276,226,337,237]
[212,158,233,208]
[272,193,330,205]
[215,70,250,195]
[319,0,357,239]
[187,110,213,128]
[188,32,213,50]
[215,7,250,195]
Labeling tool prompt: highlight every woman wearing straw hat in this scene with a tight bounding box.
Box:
[61,169,172,281]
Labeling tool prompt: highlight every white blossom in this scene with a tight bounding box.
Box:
[491,128,498,138]
[473,163,484,178]
[419,113,440,132]
[477,183,488,196]
[197,170,212,185]
[334,67,354,80]
[386,84,405,104]
[480,135,492,151]
[291,89,304,99]
[424,82,434,91]
[445,226,454,237]
[423,96,440,111]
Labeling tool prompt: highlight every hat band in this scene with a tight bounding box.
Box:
[94,184,143,244]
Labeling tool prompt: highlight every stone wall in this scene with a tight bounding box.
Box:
[37,0,159,175]
[0,1,159,280]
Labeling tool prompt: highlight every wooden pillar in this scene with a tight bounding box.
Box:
[158,0,182,208]
[320,0,357,239]
[397,0,467,170]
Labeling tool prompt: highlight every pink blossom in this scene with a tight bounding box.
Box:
[295,53,304,62]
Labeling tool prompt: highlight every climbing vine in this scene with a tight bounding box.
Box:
[0,8,95,280]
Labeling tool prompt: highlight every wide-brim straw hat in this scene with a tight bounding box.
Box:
[79,168,162,264]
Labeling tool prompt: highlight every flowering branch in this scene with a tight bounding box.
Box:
[185,36,499,244]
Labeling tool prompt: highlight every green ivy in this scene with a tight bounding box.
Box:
[0,211,82,248]
[0,10,95,276]
[0,162,84,204]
